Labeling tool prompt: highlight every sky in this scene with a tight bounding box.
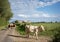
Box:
[9,0,60,22]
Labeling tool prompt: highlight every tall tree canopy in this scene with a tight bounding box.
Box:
[0,0,13,26]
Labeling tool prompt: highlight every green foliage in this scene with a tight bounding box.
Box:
[15,20,19,23]
[0,0,13,26]
[16,26,25,35]
[51,27,60,42]
[16,22,26,35]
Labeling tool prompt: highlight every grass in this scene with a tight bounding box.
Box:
[32,22,60,36]
[0,19,8,30]
[0,26,7,30]
[16,22,60,37]
[0,22,8,30]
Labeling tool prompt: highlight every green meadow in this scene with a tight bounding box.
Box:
[16,22,60,37]
[31,22,60,36]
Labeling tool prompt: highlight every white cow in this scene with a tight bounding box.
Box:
[25,25,45,39]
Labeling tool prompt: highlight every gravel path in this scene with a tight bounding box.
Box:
[12,28,52,42]
[0,28,52,42]
[13,35,51,42]
[0,28,14,42]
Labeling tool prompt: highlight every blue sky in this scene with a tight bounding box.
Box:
[9,0,60,22]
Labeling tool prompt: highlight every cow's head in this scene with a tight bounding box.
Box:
[38,25,45,32]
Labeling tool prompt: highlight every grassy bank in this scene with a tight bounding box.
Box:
[0,20,8,30]
[0,26,6,30]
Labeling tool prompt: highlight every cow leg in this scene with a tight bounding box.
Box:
[28,33,30,38]
[25,29,30,38]
[35,29,38,40]
[32,32,35,38]
[35,32,38,40]
[26,32,30,38]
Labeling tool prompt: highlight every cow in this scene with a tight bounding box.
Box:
[7,23,16,35]
[25,25,45,39]
[7,23,16,29]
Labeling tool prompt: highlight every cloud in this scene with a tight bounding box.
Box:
[9,0,59,18]
[18,14,40,18]
[9,0,60,22]
[42,14,57,17]
[32,13,58,18]
[9,0,60,11]
[32,14,40,17]
[17,12,58,19]
[9,0,60,16]
[38,0,60,7]
[18,14,30,18]
[11,17,17,20]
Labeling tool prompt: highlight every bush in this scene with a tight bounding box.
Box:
[16,22,26,35]
[51,27,60,42]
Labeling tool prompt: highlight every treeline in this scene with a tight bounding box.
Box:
[0,0,13,26]
[32,21,60,24]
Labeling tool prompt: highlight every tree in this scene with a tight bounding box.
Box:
[0,0,13,26]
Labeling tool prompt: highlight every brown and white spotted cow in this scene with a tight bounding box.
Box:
[25,25,45,39]
[8,23,16,29]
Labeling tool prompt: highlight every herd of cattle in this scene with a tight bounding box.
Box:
[7,22,45,39]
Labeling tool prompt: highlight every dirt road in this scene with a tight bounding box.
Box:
[0,28,51,42]
[0,28,14,42]
[13,35,51,42]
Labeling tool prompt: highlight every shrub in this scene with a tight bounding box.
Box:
[52,27,60,42]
